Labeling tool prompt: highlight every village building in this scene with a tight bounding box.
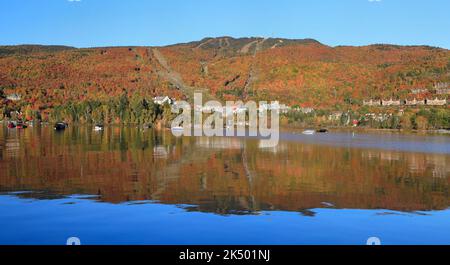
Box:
[198,105,224,114]
[278,104,291,114]
[381,99,401,106]
[292,107,314,114]
[363,99,382,106]
[6,93,21,101]
[410,88,428,95]
[434,82,449,89]
[363,96,447,107]
[259,102,291,113]
[328,111,343,121]
[364,113,391,122]
[434,82,450,95]
[153,96,172,105]
[436,88,450,95]
[426,98,447,106]
[404,98,425,106]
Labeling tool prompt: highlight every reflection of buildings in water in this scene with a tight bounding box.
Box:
[380,152,401,162]
[426,155,450,178]
[258,140,288,154]
[1,125,449,214]
[406,155,423,173]
[153,145,169,158]
[361,149,450,176]
[196,137,243,150]
[361,150,379,160]
[402,153,449,176]
[200,175,207,191]
[5,138,20,159]
[362,150,401,161]
[432,167,449,178]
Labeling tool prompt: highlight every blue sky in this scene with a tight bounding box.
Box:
[1,0,449,48]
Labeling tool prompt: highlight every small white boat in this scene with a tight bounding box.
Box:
[302,130,316,135]
[94,125,104,131]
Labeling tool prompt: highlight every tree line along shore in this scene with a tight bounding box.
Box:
[1,90,449,132]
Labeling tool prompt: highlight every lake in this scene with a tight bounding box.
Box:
[0,125,449,245]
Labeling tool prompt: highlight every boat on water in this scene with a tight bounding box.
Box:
[302,130,316,135]
[94,125,104,131]
[142,124,152,130]
[316,129,329,133]
[54,122,68,131]
[7,122,16,129]
[16,122,28,129]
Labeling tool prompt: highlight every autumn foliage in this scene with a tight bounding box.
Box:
[0,38,449,124]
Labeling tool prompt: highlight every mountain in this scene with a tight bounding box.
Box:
[0,37,449,112]
[180,36,322,55]
[0,45,75,57]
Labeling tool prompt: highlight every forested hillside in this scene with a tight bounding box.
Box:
[1,37,449,128]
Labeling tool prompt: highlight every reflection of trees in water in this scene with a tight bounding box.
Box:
[0,126,449,214]
[242,139,256,212]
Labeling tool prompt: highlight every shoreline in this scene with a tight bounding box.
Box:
[280,124,450,136]
[2,120,450,136]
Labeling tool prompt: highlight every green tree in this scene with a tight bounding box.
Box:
[117,92,129,123]
[415,116,429,130]
[0,87,5,99]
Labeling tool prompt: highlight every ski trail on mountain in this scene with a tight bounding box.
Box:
[151,48,216,102]
[195,38,215,49]
[240,40,260,54]
[152,48,190,98]
[243,38,267,99]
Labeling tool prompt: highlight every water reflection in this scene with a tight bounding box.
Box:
[0,125,449,215]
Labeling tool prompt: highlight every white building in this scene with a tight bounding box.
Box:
[411,88,428,95]
[293,107,314,114]
[153,96,172,105]
[405,98,425,106]
[426,98,447,106]
[6,93,21,101]
[363,99,382,106]
[382,99,401,106]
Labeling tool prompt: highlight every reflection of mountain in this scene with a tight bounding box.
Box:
[0,126,449,214]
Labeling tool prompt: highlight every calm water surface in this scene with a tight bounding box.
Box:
[0,125,449,245]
